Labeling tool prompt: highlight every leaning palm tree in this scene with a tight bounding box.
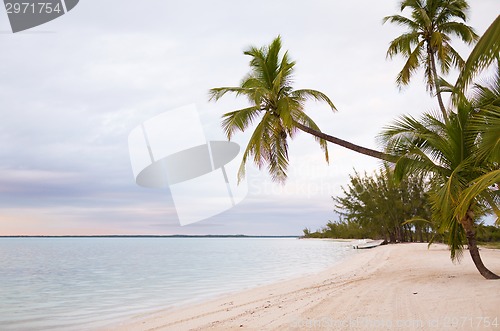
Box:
[384,0,478,120]
[380,78,499,279]
[209,36,394,183]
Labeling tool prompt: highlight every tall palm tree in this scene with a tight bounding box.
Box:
[383,0,478,120]
[209,36,394,183]
[380,79,499,279]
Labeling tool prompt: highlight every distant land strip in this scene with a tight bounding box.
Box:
[0,235,299,238]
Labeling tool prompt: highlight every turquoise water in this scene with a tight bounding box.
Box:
[0,238,355,330]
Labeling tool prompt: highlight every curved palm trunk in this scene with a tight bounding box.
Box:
[462,209,500,279]
[294,122,397,162]
[429,50,449,122]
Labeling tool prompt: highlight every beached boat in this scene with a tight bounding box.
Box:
[352,239,385,249]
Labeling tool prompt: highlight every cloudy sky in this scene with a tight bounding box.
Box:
[0,1,497,235]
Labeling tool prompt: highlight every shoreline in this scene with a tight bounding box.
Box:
[104,243,500,330]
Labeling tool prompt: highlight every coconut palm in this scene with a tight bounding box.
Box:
[450,17,500,226]
[383,0,478,120]
[380,77,499,279]
[454,66,500,226]
[209,36,394,183]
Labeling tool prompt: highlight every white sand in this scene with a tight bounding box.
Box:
[104,243,500,330]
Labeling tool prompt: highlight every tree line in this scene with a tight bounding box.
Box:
[303,166,499,245]
[304,166,434,243]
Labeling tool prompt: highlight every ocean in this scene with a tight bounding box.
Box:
[0,237,356,330]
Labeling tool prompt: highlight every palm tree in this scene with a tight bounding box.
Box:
[452,16,500,226]
[454,66,500,227]
[209,36,394,183]
[383,0,478,120]
[380,78,499,279]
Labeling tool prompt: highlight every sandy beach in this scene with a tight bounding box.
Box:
[105,243,500,330]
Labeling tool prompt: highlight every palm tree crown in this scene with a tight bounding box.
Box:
[384,0,478,119]
[209,36,336,183]
[210,37,397,183]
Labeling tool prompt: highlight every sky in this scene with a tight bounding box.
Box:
[0,1,498,236]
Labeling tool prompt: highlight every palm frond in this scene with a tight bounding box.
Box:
[291,89,337,110]
[266,120,290,183]
[221,106,261,140]
[446,44,465,70]
[454,15,500,101]
[435,0,470,26]
[436,76,455,94]
[386,32,421,59]
[209,87,249,101]
[399,0,422,12]
[454,169,500,222]
[395,40,425,86]
[439,21,478,44]
[236,112,273,182]
[382,14,419,29]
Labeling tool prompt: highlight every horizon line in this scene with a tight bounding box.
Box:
[0,234,301,238]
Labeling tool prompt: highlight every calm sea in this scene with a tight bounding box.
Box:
[0,237,356,330]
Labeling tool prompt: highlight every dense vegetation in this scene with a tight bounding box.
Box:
[477,225,500,243]
[303,168,499,245]
[303,166,435,243]
[303,220,500,243]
